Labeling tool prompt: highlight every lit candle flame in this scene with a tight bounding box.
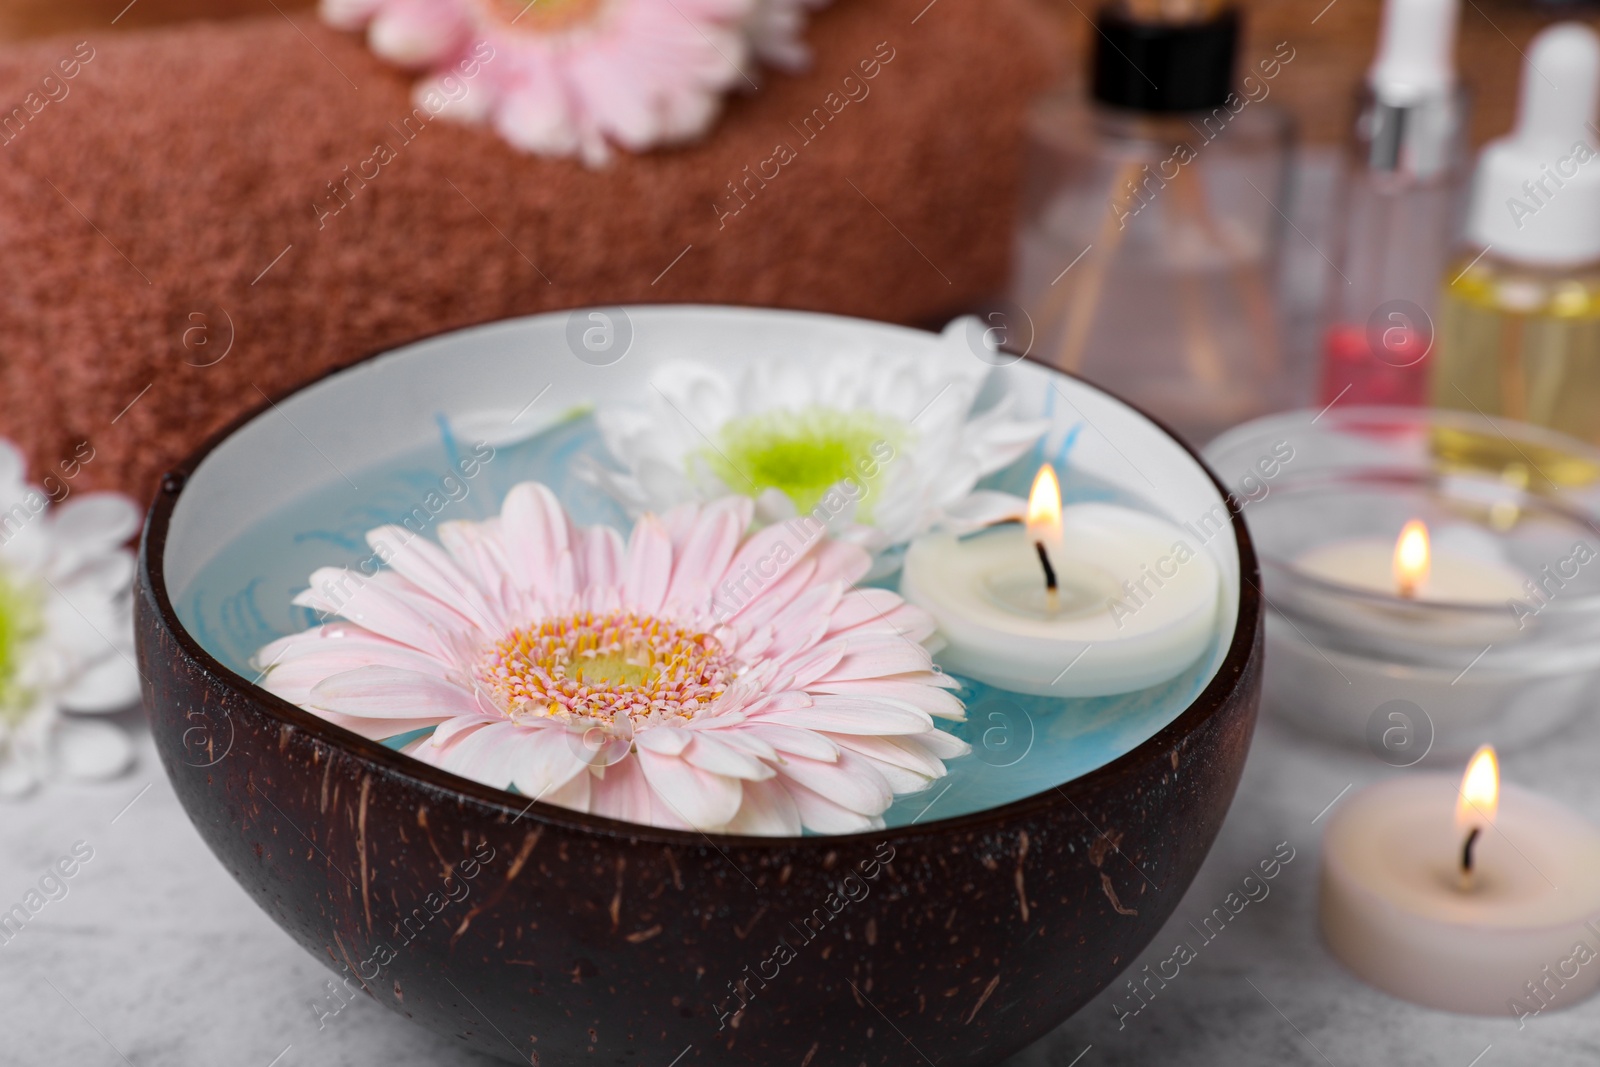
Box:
[1027,465,1063,547]
[1456,744,1498,891]
[1456,744,1500,831]
[1393,519,1430,599]
[1027,465,1062,610]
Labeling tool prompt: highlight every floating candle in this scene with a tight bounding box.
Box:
[1320,747,1600,1015]
[1295,518,1526,605]
[899,465,1221,697]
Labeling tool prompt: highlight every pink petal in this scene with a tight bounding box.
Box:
[578,523,625,590]
[724,523,809,592]
[430,713,500,749]
[637,748,743,829]
[810,677,966,720]
[494,66,581,158]
[914,727,973,760]
[758,695,933,736]
[545,768,593,812]
[368,0,468,68]
[830,733,957,790]
[740,723,840,762]
[635,726,692,756]
[509,728,591,801]
[665,506,741,609]
[760,582,840,657]
[784,779,883,834]
[567,49,661,151]
[801,635,933,685]
[724,777,802,836]
[827,590,936,644]
[623,515,672,614]
[806,540,872,589]
[262,639,450,704]
[429,720,523,787]
[309,666,480,719]
[589,754,655,825]
[320,0,385,30]
[294,568,474,659]
[438,519,510,598]
[366,525,503,632]
[711,728,778,763]
[821,586,902,632]
[682,733,774,781]
[318,709,433,742]
[500,482,572,594]
[776,750,891,816]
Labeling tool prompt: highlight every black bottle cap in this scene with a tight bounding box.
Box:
[1091,6,1239,113]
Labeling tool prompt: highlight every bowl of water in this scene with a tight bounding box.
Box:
[136,306,1262,1065]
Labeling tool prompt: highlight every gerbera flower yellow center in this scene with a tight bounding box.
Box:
[477,611,734,727]
[707,407,901,517]
[474,0,608,33]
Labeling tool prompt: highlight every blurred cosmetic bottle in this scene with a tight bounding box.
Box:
[1314,0,1469,408]
[1429,23,1600,451]
[1009,0,1294,445]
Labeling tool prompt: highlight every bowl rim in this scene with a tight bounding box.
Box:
[138,304,1263,849]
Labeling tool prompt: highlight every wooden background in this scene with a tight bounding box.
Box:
[1,0,1595,143]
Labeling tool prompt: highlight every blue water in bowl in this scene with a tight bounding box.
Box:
[176,412,1223,829]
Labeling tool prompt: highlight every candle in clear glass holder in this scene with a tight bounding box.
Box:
[1204,406,1600,757]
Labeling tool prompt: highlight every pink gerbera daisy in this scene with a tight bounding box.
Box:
[322,0,756,166]
[257,484,968,835]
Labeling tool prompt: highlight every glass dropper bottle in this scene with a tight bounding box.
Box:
[1429,23,1600,458]
[1315,0,1469,407]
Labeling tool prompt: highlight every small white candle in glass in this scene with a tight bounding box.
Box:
[1296,518,1526,606]
[1205,406,1600,756]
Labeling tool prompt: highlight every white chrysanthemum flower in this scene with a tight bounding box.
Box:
[0,443,141,798]
[586,321,1049,567]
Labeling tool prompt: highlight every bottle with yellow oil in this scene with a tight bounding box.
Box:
[1430,22,1600,470]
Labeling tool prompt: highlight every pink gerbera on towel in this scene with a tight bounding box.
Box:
[322,0,760,165]
[256,483,968,835]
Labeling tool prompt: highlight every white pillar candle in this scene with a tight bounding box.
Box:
[899,467,1220,697]
[1320,748,1600,1016]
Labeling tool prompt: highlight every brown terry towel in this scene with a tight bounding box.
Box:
[0,1,1057,501]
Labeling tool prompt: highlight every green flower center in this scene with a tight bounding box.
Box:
[0,570,42,725]
[706,407,902,517]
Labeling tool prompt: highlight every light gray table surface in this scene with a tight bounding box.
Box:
[7,150,1599,1067]
[6,705,1600,1067]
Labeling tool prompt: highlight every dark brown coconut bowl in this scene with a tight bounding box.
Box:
[136,307,1262,1066]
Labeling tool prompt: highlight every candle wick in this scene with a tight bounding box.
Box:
[1035,541,1059,614]
[1458,825,1481,891]
[1034,542,1058,591]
